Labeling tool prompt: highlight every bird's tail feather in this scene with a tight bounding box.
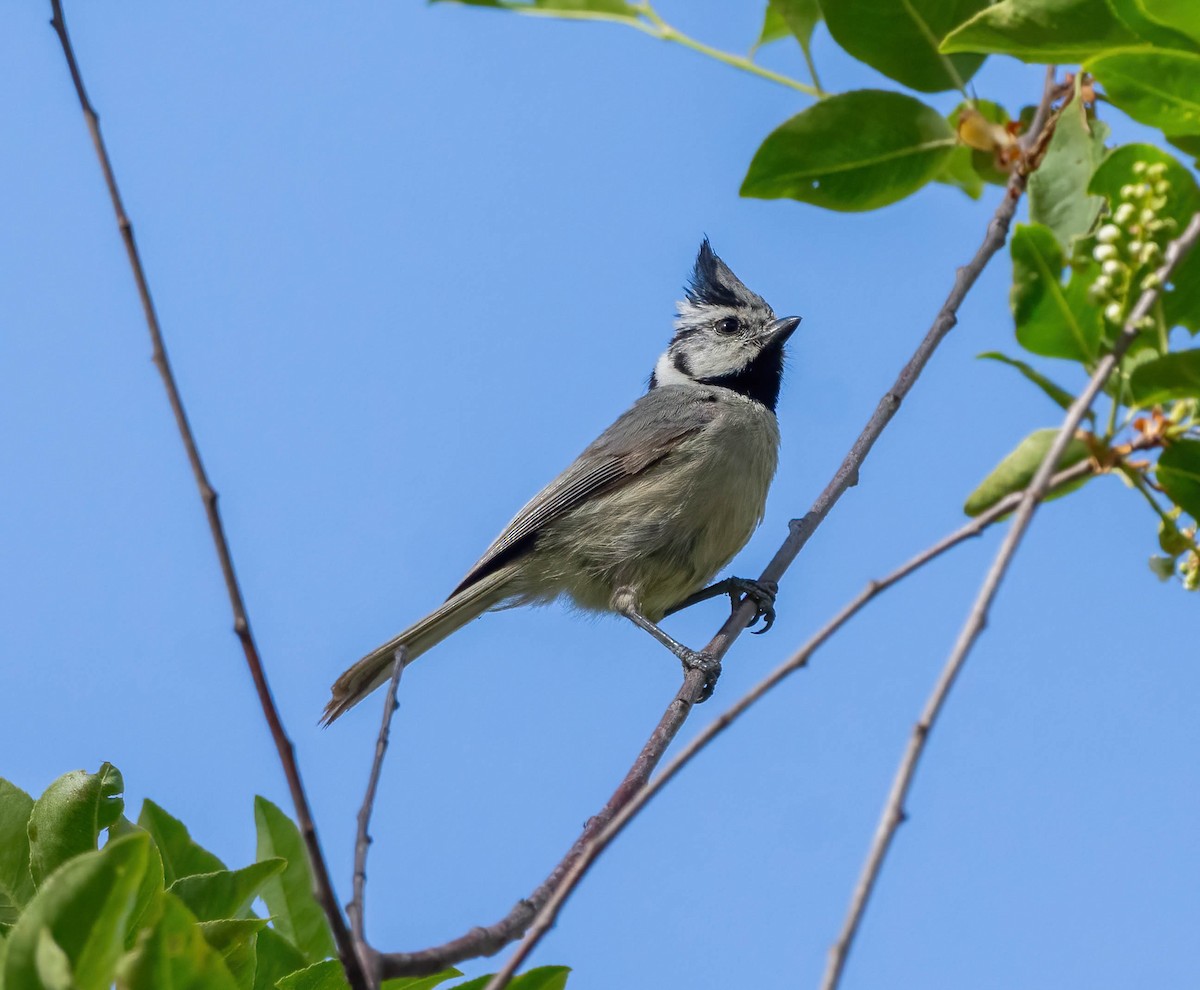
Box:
[321,565,517,725]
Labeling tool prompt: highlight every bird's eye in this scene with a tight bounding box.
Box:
[714,317,741,335]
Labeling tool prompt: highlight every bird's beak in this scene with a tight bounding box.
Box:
[767,316,802,344]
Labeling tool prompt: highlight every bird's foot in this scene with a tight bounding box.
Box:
[725,578,779,634]
[680,649,722,702]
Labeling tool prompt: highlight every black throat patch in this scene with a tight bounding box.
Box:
[696,337,785,411]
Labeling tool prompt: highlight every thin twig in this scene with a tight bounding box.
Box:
[350,648,407,985]
[45,5,368,988]
[374,70,1062,983]
[479,455,1116,990]
[820,210,1200,990]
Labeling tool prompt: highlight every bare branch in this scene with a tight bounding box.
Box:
[821,210,1200,990]
[350,648,407,985]
[479,448,1134,990]
[374,72,1062,984]
[45,4,367,988]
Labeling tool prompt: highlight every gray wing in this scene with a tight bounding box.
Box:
[448,386,719,597]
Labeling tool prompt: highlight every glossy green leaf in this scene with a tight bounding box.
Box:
[0,781,36,929]
[1088,50,1200,135]
[450,967,571,990]
[168,860,285,923]
[253,798,335,963]
[742,90,956,211]
[276,960,347,990]
[822,0,988,92]
[1106,0,1200,50]
[757,0,822,78]
[197,919,267,990]
[27,765,124,888]
[430,0,640,22]
[250,927,307,990]
[1010,224,1103,362]
[1129,350,1200,404]
[1137,0,1200,46]
[137,801,226,889]
[117,892,239,990]
[977,352,1083,414]
[4,832,149,990]
[1089,144,1200,332]
[107,819,165,948]
[382,970,463,990]
[1167,132,1200,165]
[964,429,1093,516]
[1157,439,1200,518]
[1028,97,1109,251]
[943,0,1142,61]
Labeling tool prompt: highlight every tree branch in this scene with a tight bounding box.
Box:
[350,648,406,985]
[45,5,367,988]
[820,210,1200,990]
[374,70,1062,984]
[480,456,1117,990]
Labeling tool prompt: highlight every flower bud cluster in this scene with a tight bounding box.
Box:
[1088,161,1176,328]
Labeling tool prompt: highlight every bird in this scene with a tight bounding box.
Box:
[322,239,799,724]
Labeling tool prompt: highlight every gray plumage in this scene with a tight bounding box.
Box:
[323,240,798,724]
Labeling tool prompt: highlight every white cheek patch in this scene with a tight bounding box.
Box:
[680,337,751,380]
[653,349,693,386]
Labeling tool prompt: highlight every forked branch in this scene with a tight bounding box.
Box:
[820,210,1200,990]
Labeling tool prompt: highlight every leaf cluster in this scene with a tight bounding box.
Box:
[0,767,569,990]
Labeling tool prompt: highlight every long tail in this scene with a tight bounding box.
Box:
[321,565,517,725]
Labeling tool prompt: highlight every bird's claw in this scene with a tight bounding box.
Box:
[726,578,778,634]
[681,649,722,702]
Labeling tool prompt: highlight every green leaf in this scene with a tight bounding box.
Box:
[1106,0,1200,50]
[27,765,124,888]
[964,429,1093,516]
[0,781,36,929]
[943,0,1143,61]
[251,927,307,990]
[168,860,285,923]
[107,819,165,948]
[1088,143,1200,332]
[1167,131,1200,165]
[821,0,988,92]
[450,967,571,990]
[4,832,149,990]
[430,0,641,22]
[1028,96,1109,251]
[741,90,956,211]
[1137,0,1200,47]
[1129,350,1200,404]
[197,919,267,990]
[382,970,463,990]
[1157,439,1200,518]
[1010,224,1103,362]
[117,892,240,990]
[934,146,984,199]
[137,801,226,889]
[755,2,790,48]
[276,960,347,990]
[253,798,335,963]
[977,351,1084,414]
[763,0,822,60]
[1088,50,1200,135]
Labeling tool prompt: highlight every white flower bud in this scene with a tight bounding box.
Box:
[1120,184,1136,200]
[1094,244,1119,261]
[1114,203,1136,224]
[1105,302,1124,323]
[1102,259,1123,276]
[1133,162,1147,175]
[1155,181,1170,195]
[1141,272,1162,291]
[1093,274,1112,293]
[1097,224,1122,243]
[1146,162,1166,179]
[1128,240,1144,256]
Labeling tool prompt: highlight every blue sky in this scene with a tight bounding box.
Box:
[2,3,1196,988]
